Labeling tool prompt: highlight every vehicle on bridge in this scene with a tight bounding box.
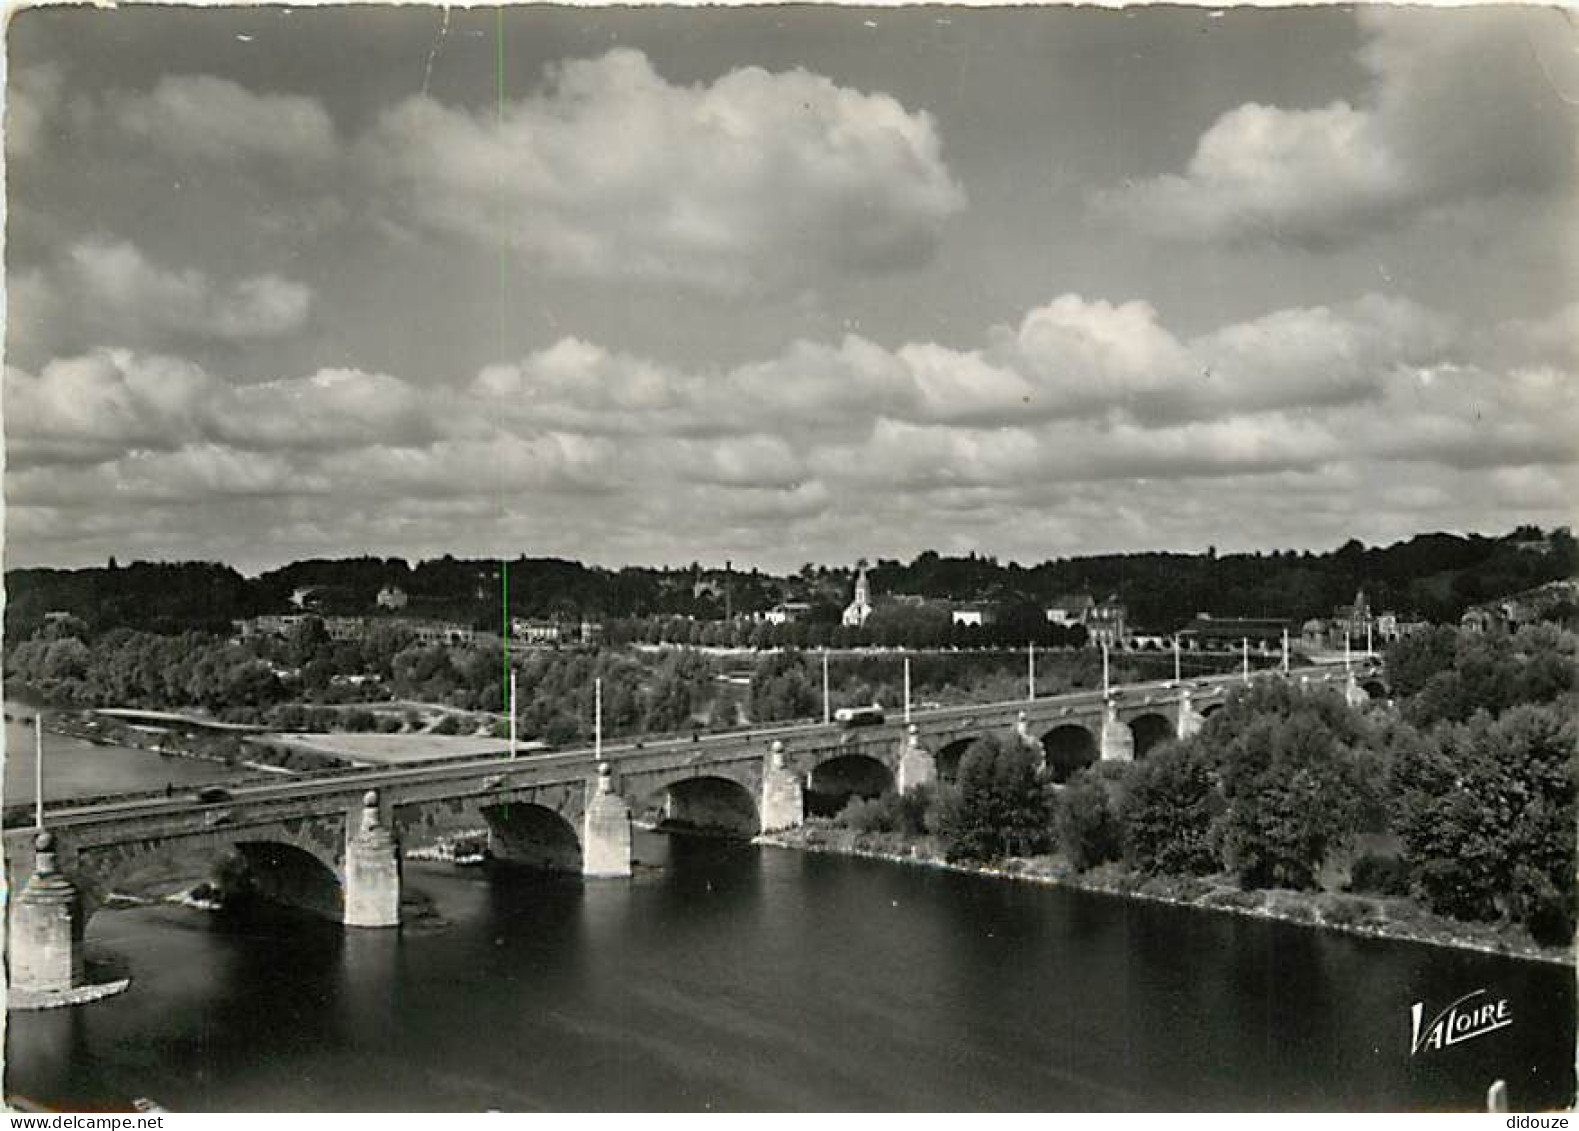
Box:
[834,706,886,728]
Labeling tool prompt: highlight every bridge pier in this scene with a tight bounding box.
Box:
[1014,710,1039,754]
[897,724,936,794]
[344,790,401,928]
[582,763,633,877]
[1176,687,1205,740]
[1344,672,1370,710]
[9,832,85,994]
[1100,701,1134,762]
[760,742,805,832]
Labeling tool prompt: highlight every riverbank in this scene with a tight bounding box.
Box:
[758,823,1576,968]
[28,709,350,775]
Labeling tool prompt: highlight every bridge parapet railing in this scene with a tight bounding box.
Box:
[7,665,1382,825]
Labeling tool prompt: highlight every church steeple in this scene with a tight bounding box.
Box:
[842,561,873,627]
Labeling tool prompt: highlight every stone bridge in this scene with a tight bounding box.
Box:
[6,661,1383,999]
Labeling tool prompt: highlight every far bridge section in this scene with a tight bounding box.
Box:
[6,661,1382,1002]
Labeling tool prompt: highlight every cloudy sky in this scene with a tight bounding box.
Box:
[6,3,1577,574]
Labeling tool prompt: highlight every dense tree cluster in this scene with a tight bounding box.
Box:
[1051,765,1121,871]
[1120,742,1221,876]
[934,735,1051,860]
[1119,635,1575,945]
[833,623,1576,947]
[7,627,285,710]
[1388,624,1574,727]
[1206,683,1372,890]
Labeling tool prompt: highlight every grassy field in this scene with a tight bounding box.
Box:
[244,732,522,765]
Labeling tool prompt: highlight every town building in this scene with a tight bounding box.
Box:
[376,585,408,610]
[1300,618,1328,651]
[1045,594,1095,627]
[234,614,311,639]
[764,601,812,626]
[322,616,366,643]
[1333,589,1374,642]
[1087,597,1129,648]
[1177,614,1291,652]
[511,618,562,645]
[1044,593,1128,646]
[1460,607,1499,634]
[1304,589,1420,650]
[842,565,873,628]
[1461,578,1579,634]
[394,619,480,647]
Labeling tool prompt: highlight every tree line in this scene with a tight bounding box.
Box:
[5,616,1157,746]
[8,525,1572,643]
[839,623,1576,947]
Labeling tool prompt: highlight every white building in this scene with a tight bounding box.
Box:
[1087,597,1129,648]
[842,565,873,628]
[511,618,562,645]
[1046,594,1095,626]
[765,601,812,626]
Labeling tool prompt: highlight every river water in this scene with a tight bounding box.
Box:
[3,707,237,808]
[6,830,1574,1112]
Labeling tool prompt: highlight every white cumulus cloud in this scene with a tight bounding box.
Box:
[1092,8,1579,247]
[114,74,338,167]
[53,238,313,344]
[6,290,1575,569]
[356,48,965,291]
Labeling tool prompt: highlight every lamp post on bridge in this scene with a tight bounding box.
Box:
[821,648,831,726]
[1101,641,1110,697]
[903,654,912,723]
[1173,635,1181,685]
[1241,637,1250,684]
[1282,628,1290,675]
[509,669,518,759]
[594,676,603,759]
[34,711,45,830]
[1027,641,1036,702]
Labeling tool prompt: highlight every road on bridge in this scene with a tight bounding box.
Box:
[15,665,1370,832]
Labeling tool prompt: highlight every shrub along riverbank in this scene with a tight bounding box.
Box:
[758,823,1572,966]
[768,624,1576,967]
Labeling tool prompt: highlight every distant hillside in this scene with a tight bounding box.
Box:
[4,526,1572,642]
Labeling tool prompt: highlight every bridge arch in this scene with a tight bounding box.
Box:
[481,801,583,871]
[1128,713,1174,758]
[643,775,761,838]
[70,825,345,927]
[225,840,345,920]
[1361,678,1388,701]
[807,754,895,817]
[1041,724,1098,784]
[936,737,980,783]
